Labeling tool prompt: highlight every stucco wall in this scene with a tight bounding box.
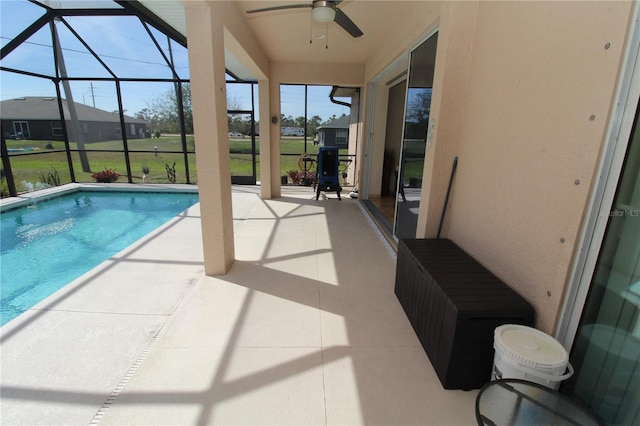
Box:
[271,62,365,86]
[365,2,442,82]
[438,1,633,333]
[221,1,269,79]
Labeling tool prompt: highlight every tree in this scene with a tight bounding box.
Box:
[145,83,193,134]
[228,113,254,135]
[294,116,306,128]
[135,108,159,132]
[325,114,337,124]
[307,115,322,137]
[280,115,301,127]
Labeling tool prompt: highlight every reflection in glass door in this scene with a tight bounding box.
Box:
[394,33,438,239]
[566,106,640,425]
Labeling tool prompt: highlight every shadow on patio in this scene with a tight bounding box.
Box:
[1,186,478,425]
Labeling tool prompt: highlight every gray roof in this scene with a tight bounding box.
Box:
[0,97,146,124]
[318,115,350,130]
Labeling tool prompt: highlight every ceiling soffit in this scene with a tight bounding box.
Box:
[135,1,409,80]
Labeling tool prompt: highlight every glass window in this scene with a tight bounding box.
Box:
[12,121,30,138]
[336,129,348,145]
[51,121,64,138]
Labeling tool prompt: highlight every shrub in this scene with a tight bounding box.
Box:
[91,168,120,183]
[165,162,176,183]
[287,170,316,185]
[1,176,9,198]
[154,131,161,138]
[287,169,302,185]
[40,168,61,187]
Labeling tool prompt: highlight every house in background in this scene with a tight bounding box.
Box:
[317,115,349,148]
[0,97,147,142]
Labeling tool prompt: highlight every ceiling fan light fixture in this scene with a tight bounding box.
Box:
[312,2,336,22]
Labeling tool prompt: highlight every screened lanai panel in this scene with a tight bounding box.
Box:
[227,82,253,110]
[0,70,56,101]
[308,85,350,144]
[70,151,127,183]
[0,0,45,49]
[280,85,306,127]
[0,25,56,77]
[148,26,190,80]
[31,0,123,9]
[61,79,124,149]
[64,15,176,79]
[120,81,180,150]
[120,80,176,119]
[52,19,113,79]
[63,79,118,115]
[120,81,191,140]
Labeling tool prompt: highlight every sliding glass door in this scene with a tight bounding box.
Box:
[394,33,438,239]
[565,105,640,425]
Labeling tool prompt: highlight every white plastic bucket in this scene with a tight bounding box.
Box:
[492,324,573,390]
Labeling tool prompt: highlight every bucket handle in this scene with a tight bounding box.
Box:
[498,354,574,383]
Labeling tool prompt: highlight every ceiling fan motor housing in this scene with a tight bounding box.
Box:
[312,0,338,23]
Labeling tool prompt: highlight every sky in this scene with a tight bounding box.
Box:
[1,0,348,123]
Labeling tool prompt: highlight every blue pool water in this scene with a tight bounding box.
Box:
[0,190,199,326]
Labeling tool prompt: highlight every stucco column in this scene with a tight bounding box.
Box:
[269,77,282,197]
[258,80,273,199]
[185,1,234,274]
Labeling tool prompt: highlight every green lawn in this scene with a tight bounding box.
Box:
[4,136,344,190]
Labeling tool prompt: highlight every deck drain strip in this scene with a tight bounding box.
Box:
[88,277,200,425]
[356,201,397,260]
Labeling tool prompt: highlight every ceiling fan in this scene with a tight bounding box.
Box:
[246,0,363,38]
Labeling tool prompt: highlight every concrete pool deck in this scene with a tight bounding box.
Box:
[0,185,478,425]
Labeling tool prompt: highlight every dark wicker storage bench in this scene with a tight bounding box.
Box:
[395,238,534,390]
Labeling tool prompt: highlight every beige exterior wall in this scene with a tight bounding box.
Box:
[417,1,633,333]
[364,2,442,82]
[219,2,269,79]
[271,62,365,86]
[358,0,634,332]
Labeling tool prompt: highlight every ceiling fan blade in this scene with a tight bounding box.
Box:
[334,8,363,38]
[246,4,311,14]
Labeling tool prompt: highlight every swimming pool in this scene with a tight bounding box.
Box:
[0,190,199,326]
